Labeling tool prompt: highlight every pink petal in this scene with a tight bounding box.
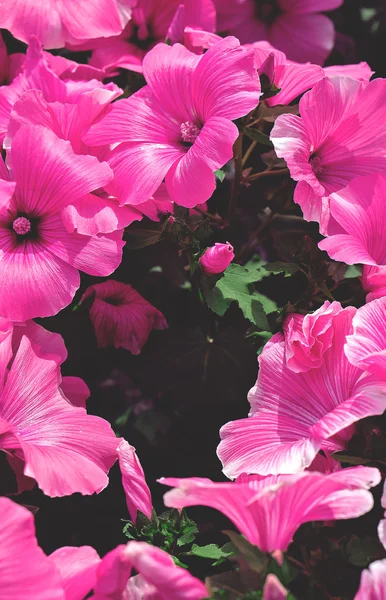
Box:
[60,0,123,44]
[61,377,90,409]
[271,14,335,65]
[0,0,64,48]
[89,40,146,75]
[0,317,14,392]
[354,560,386,599]
[50,546,101,600]
[278,0,343,12]
[324,62,373,81]
[191,36,261,121]
[263,574,288,600]
[345,298,386,378]
[117,439,153,522]
[0,498,64,599]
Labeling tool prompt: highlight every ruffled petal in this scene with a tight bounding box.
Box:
[49,546,101,600]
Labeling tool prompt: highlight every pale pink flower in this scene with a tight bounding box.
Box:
[0,318,118,497]
[0,0,133,49]
[0,31,24,84]
[345,297,386,379]
[362,266,386,302]
[91,541,208,599]
[218,304,386,478]
[319,173,386,267]
[377,480,386,551]
[270,77,386,234]
[354,560,386,599]
[200,242,234,275]
[0,37,122,144]
[0,497,64,599]
[50,547,101,600]
[117,439,153,522]
[80,281,167,354]
[85,37,261,208]
[283,301,344,373]
[0,124,124,321]
[215,0,343,65]
[263,574,288,599]
[160,467,380,553]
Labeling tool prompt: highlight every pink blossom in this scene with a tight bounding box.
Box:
[0,37,122,144]
[319,173,386,267]
[167,0,217,54]
[61,377,90,409]
[263,574,288,599]
[283,301,344,373]
[0,32,24,84]
[160,467,380,553]
[200,242,235,275]
[81,281,167,354]
[91,541,208,599]
[0,0,133,49]
[270,77,386,234]
[0,318,118,497]
[0,124,124,321]
[0,497,64,599]
[323,62,373,81]
[344,297,386,379]
[215,0,343,65]
[354,560,386,599]
[362,266,386,302]
[218,304,386,478]
[117,438,153,522]
[50,547,101,600]
[85,37,261,208]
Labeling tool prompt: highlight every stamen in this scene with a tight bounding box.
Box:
[12,216,31,236]
[310,155,323,175]
[180,121,201,144]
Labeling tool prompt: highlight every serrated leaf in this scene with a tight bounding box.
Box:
[190,543,233,561]
[264,262,300,277]
[203,264,276,329]
[177,524,198,547]
[244,128,273,147]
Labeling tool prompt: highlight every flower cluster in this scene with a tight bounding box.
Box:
[1,1,386,599]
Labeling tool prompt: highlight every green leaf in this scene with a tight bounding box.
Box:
[176,523,199,547]
[203,264,276,329]
[347,535,385,567]
[215,168,226,183]
[224,531,268,576]
[344,264,362,279]
[190,543,234,561]
[244,128,273,147]
[264,262,300,277]
[124,219,167,249]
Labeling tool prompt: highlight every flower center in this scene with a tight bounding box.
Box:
[309,154,323,176]
[255,0,281,24]
[180,121,201,145]
[12,216,31,236]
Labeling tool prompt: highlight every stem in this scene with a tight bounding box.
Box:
[247,167,289,182]
[227,133,243,222]
[242,140,257,167]
[193,207,226,225]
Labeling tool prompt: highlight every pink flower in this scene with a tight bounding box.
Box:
[0,124,124,321]
[217,304,386,478]
[117,439,153,522]
[160,467,380,553]
[263,574,288,599]
[85,37,261,208]
[92,541,208,599]
[200,242,235,275]
[215,0,343,65]
[0,317,118,497]
[0,37,122,144]
[319,173,386,268]
[167,0,217,54]
[0,0,133,49]
[345,297,386,379]
[0,497,64,599]
[0,31,24,84]
[81,280,167,354]
[270,77,386,234]
[50,547,101,600]
[283,301,344,373]
[362,266,386,302]
[354,560,386,599]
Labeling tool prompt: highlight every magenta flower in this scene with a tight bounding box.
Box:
[215,0,343,65]
[319,173,386,268]
[0,497,64,599]
[218,303,386,478]
[0,37,122,144]
[0,318,118,497]
[117,439,153,522]
[81,281,167,354]
[0,124,124,321]
[354,560,386,599]
[270,77,386,234]
[0,0,133,49]
[160,467,380,553]
[85,37,261,208]
[263,575,288,599]
[200,242,235,275]
[0,31,24,84]
[92,541,208,599]
[283,300,344,373]
[49,546,101,600]
[362,266,386,302]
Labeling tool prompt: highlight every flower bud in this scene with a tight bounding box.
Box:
[199,243,234,275]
